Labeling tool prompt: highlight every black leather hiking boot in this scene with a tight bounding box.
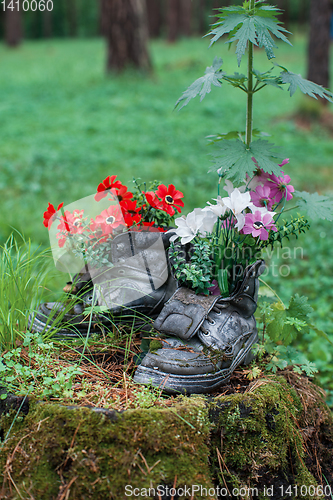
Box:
[133,260,265,394]
[29,231,178,338]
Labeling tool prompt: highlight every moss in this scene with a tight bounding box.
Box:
[0,398,215,500]
[149,339,163,353]
[1,372,332,499]
[208,374,330,499]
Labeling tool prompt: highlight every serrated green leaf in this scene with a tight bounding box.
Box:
[284,317,308,332]
[253,68,283,90]
[207,131,243,144]
[210,139,283,183]
[266,355,288,373]
[279,69,333,102]
[294,190,333,221]
[288,294,313,322]
[207,128,269,145]
[222,72,247,88]
[175,57,224,110]
[207,12,248,47]
[255,16,291,60]
[266,294,313,346]
[207,5,291,65]
[298,361,318,377]
[229,17,258,65]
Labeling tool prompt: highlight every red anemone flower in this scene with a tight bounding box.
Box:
[95,175,123,201]
[43,202,64,228]
[94,205,125,236]
[155,184,184,216]
[145,191,160,209]
[120,200,142,228]
[113,185,133,203]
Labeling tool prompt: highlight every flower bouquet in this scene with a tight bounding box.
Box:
[43,177,184,274]
[168,160,307,297]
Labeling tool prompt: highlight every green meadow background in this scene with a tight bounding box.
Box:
[0,33,332,401]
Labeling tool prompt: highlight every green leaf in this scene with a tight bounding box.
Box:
[221,72,247,88]
[207,130,243,144]
[210,139,283,183]
[207,12,248,47]
[294,190,333,221]
[229,17,257,65]
[279,69,333,103]
[296,360,318,377]
[218,268,229,297]
[266,355,288,373]
[309,324,333,347]
[253,68,282,90]
[175,57,224,110]
[207,128,269,145]
[207,5,291,66]
[266,294,313,346]
[288,294,313,323]
[254,15,291,61]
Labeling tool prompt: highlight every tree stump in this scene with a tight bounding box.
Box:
[1,371,332,499]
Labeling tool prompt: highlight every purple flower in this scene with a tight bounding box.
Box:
[251,185,274,210]
[208,280,221,296]
[266,172,294,204]
[242,211,277,241]
[279,158,290,168]
[247,160,271,190]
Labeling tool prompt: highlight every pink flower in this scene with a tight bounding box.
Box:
[266,172,294,204]
[247,160,271,190]
[251,185,274,210]
[208,280,221,296]
[279,158,289,168]
[242,210,277,241]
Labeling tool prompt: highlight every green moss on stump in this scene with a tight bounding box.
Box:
[209,373,333,499]
[0,371,332,500]
[0,398,215,500]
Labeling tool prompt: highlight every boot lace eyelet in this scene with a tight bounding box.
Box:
[244,285,249,292]
[208,319,216,326]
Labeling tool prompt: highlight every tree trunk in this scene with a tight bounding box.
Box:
[66,0,77,37]
[42,10,53,38]
[146,0,162,38]
[167,0,180,42]
[179,0,192,37]
[307,0,331,104]
[105,0,151,73]
[4,0,23,47]
[197,0,206,34]
[99,0,108,36]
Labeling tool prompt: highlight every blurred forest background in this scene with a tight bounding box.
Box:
[0,0,333,402]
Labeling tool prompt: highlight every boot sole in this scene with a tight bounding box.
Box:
[133,332,258,395]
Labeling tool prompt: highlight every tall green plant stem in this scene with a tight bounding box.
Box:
[246,0,255,148]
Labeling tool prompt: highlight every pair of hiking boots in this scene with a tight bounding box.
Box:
[30,230,265,394]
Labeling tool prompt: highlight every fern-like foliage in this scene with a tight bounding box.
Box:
[207,2,291,65]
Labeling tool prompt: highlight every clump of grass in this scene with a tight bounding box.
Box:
[0,233,52,351]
